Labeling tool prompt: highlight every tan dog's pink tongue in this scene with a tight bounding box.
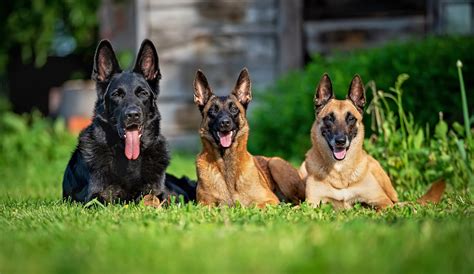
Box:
[125,129,140,160]
[219,132,232,148]
[333,149,346,160]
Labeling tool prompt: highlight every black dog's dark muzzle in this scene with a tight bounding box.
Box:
[124,106,143,126]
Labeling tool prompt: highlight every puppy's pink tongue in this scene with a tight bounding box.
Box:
[125,129,140,160]
[333,148,347,160]
[218,131,233,148]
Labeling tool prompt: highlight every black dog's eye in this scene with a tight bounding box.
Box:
[229,103,239,115]
[111,89,125,99]
[136,88,149,98]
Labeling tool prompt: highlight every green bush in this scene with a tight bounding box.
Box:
[249,57,473,193]
[250,36,474,159]
[0,105,76,196]
[363,74,472,195]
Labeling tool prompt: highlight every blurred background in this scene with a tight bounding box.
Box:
[0,0,473,152]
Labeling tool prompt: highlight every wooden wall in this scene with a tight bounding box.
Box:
[136,0,301,150]
[101,0,442,151]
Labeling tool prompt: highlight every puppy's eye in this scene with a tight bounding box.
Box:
[111,89,124,98]
[136,88,149,98]
[229,103,239,115]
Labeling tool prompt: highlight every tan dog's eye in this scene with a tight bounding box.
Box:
[323,113,335,125]
[346,113,357,125]
[229,103,239,115]
[209,104,219,117]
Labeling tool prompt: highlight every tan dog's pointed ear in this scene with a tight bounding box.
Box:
[347,74,365,114]
[232,68,252,108]
[314,73,334,113]
[193,70,213,109]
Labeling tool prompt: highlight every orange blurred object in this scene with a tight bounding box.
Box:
[68,116,91,134]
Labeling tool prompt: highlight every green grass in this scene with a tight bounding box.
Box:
[0,151,473,274]
[0,107,472,274]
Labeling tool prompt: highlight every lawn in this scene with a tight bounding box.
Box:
[0,106,473,274]
[0,148,473,274]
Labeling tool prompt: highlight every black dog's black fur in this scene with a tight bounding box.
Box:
[62,39,195,203]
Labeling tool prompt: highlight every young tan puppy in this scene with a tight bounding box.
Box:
[302,74,445,210]
[193,69,305,207]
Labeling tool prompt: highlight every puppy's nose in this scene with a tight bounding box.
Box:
[125,107,141,121]
[219,118,231,128]
[335,135,346,146]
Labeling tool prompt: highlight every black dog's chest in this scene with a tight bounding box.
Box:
[110,148,145,183]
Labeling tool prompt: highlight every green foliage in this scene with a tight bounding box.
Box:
[0,111,74,166]
[364,75,473,195]
[0,0,100,71]
[0,101,472,274]
[0,110,76,196]
[250,36,474,157]
[0,198,472,273]
[250,36,474,193]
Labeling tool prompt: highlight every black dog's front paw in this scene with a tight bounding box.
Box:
[143,194,162,208]
[97,185,127,203]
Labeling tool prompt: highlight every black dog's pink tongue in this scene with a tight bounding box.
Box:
[125,129,140,160]
[218,131,233,148]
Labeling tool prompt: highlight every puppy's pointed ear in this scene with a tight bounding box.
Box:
[134,39,161,93]
[232,68,252,108]
[193,70,213,109]
[314,73,334,113]
[347,74,365,114]
[92,40,121,83]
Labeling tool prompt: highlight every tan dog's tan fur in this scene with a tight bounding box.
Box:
[303,99,398,209]
[194,69,304,207]
[303,74,444,209]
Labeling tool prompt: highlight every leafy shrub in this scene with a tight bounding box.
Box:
[0,106,76,195]
[0,0,100,71]
[250,36,474,159]
[364,74,472,195]
[250,68,473,194]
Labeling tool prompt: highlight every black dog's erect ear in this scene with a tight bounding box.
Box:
[314,73,334,113]
[92,40,121,83]
[232,68,252,107]
[347,75,365,114]
[193,70,213,109]
[134,39,161,92]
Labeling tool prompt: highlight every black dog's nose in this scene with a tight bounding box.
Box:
[125,107,141,122]
[220,118,231,128]
[335,135,346,146]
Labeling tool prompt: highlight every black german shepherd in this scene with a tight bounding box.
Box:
[62,39,195,203]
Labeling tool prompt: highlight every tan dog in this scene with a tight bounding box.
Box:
[301,74,445,210]
[193,68,305,207]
